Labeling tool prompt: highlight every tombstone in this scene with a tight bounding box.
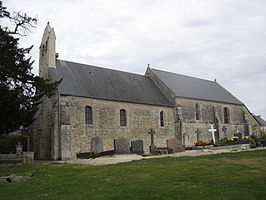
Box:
[131,140,144,155]
[16,141,23,155]
[91,137,103,153]
[23,152,34,165]
[114,138,130,154]
[166,138,177,150]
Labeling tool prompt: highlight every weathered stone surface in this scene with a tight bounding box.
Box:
[23,152,34,165]
[131,140,144,155]
[166,138,177,150]
[114,138,130,154]
[0,174,31,183]
[91,137,103,153]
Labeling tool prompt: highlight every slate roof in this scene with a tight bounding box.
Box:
[151,68,243,105]
[48,60,173,107]
[254,115,266,126]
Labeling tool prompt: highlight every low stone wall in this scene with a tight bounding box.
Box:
[0,152,34,165]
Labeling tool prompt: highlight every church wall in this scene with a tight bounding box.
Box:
[60,95,175,160]
[175,97,258,146]
[30,93,59,160]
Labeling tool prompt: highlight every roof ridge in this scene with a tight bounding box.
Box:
[151,68,216,83]
[57,59,145,78]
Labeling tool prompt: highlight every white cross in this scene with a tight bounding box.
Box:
[208,124,217,144]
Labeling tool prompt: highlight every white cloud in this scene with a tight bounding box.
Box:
[3,0,266,119]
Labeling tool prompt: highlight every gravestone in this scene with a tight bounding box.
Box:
[131,140,144,155]
[16,141,23,155]
[114,138,130,154]
[166,138,177,150]
[23,152,34,164]
[91,137,103,153]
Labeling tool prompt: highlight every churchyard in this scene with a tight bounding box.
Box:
[1,150,266,200]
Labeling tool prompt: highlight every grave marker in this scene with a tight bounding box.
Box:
[114,138,130,154]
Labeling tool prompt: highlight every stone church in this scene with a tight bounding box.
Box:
[31,23,260,160]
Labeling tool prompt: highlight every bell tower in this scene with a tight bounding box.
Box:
[39,22,56,78]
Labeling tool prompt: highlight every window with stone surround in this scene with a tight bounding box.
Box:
[160,111,164,127]
[195,103,200,120]
[223,107,230,124]
[120,109,127,126]
[85,106,93,124]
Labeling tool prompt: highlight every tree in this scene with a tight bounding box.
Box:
[0,1,60,134]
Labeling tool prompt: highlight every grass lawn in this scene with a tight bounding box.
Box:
[0,150,266,200]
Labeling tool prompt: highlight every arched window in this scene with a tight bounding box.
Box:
[195,103,200,120]
[85,106,93,124]
[160,111,164,127]
[224,107,230,124]
[120,109,127,126]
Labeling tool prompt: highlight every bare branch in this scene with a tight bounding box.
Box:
[6,11,37,36]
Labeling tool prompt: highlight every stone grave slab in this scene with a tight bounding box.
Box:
[131,140,144,155]
[166,138,177,150]
[114,138,130,154]
[91,137,103,153]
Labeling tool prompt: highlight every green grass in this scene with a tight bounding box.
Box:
[1,150,266,200]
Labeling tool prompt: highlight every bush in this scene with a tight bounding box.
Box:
[216,138,227,146]
[249,137,256,148]
[260,130,266,141]
[0,134,27,154]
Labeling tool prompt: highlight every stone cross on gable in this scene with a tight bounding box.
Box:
[195,129,201,142]
[208,124,217,144]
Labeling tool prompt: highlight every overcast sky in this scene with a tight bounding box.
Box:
[3,0,266,119]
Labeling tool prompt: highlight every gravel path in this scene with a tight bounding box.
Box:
[60,147,265,166]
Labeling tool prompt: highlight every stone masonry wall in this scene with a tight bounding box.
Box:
[60,95,175,160]
[175,97,259,146]
[30,93,59,160]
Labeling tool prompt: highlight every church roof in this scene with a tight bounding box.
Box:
[151,68,243,105]
[253,115,266,126]
[49,60,173,107]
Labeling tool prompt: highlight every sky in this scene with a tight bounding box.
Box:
[3,0,266,119]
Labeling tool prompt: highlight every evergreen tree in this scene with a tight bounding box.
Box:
[0,1,60,134]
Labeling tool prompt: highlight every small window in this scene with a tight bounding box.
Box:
[195,103,200,120]
[224,107,230,124]
[85,106,93,124]
[160,111,164,127]
[120,109,127,126]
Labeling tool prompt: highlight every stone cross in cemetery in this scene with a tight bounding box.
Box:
[222,126,227,137]
[149,129,156,153]
[195,129,201,142]
[208,124,217,144]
